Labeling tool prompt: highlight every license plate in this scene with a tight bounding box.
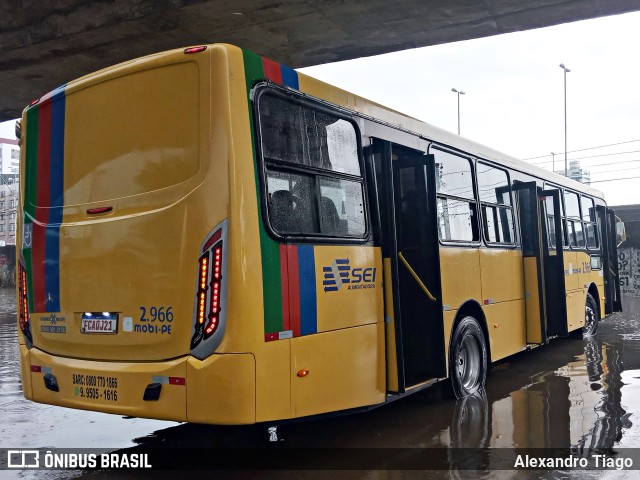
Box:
[81,313,118,334]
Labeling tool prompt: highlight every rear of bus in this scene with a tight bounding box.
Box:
[17,44,388,425]
[16,45,240,423]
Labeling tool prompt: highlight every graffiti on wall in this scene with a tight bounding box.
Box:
[619,247,640,296]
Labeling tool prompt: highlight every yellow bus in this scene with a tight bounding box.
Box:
[16,43,623,424]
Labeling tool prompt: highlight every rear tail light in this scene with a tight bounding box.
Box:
[196,253,209,327]
[184,46,207,54]
[205,244,223,338]
[191,222,227,354]
[18,263,32,343]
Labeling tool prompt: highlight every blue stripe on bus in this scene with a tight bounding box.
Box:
[49,86,66,213]
[44,87,65,312]
[297,245,317,335]
[281,65,299,90]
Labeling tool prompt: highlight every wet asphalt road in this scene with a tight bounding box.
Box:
[2,288,640,479]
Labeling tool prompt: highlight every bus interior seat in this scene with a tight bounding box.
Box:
[270,190,296,232]
[320,196,346,236]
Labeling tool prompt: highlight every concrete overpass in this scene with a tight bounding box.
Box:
[2,0,640,121]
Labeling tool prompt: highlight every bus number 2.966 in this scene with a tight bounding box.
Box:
[139,306,174,322]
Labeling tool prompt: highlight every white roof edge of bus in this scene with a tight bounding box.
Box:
[295,69,606,202]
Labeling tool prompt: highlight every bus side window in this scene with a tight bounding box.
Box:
[258,89,367,240]
[582,196,599,249]
[544,184,568,249]
[564,190,585,248]
[433,150,479,243]
[267,170,317,234]
[476,163,514,245]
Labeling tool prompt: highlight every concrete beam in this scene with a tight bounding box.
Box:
[2,0,640,121]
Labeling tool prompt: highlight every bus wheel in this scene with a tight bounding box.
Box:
[583,293,600,338]
[449,316,487,398]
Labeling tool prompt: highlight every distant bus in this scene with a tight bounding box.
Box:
[16,44,623,424]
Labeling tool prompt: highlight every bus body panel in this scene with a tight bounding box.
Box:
[290,323,385,418]
[479,249,525,304]
[479,249,527,360]
[566,290,583,332]
[19,345,33,399]
[523,256,544,343]
[564,252,581,292]
[439,247,481,310]
[186,353,256,424]
[482,300,527,361]
[564,251,604,332]
[32,207,206,361]
[19,47,220,363]
[312,245,383,333]
[382,257,400,392]
[26,347,188,421]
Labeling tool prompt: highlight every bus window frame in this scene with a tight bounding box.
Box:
[563,188,587,250]
[253,84,371,244]
[429,145,481,247]
[543,182,570,250]
[475,160,517,249]
[581,194,600,251]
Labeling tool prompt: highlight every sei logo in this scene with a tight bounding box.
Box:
[322,259,377,292]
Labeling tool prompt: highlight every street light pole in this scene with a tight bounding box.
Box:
[551,152,556,173]
[559,63,571,177]
[451,88,465,135]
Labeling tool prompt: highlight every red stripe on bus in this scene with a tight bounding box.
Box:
[262,57,283,85]
[287,244,301,337]
[279,244,290,331]
[33,100,53,312]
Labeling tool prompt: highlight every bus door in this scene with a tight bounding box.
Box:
[516,183,567,343]
[539,188,568,337]
[597,206,623,314]
[368,138,445,391]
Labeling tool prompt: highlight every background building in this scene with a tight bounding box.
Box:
[0,137,20,175]
[555,160,591,184]
[0,138,19,285]
[0,173,19,248]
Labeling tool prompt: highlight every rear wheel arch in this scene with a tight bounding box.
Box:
[587,283,601,317]
[453,300,491,364]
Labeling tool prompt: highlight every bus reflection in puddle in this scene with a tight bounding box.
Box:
[440,336,631,450]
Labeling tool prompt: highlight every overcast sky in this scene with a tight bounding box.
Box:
[299,11,640,207]
[2,10,640,205]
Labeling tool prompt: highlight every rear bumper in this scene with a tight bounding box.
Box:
[21,346,256,424]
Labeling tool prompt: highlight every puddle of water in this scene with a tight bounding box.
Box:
[3,284,640,479]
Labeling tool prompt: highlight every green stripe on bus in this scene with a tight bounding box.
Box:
[243,49,284,335]
[24,105,39,312]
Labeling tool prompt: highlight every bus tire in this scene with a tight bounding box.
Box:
[449,316,488,398]
[583,292,600,338]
